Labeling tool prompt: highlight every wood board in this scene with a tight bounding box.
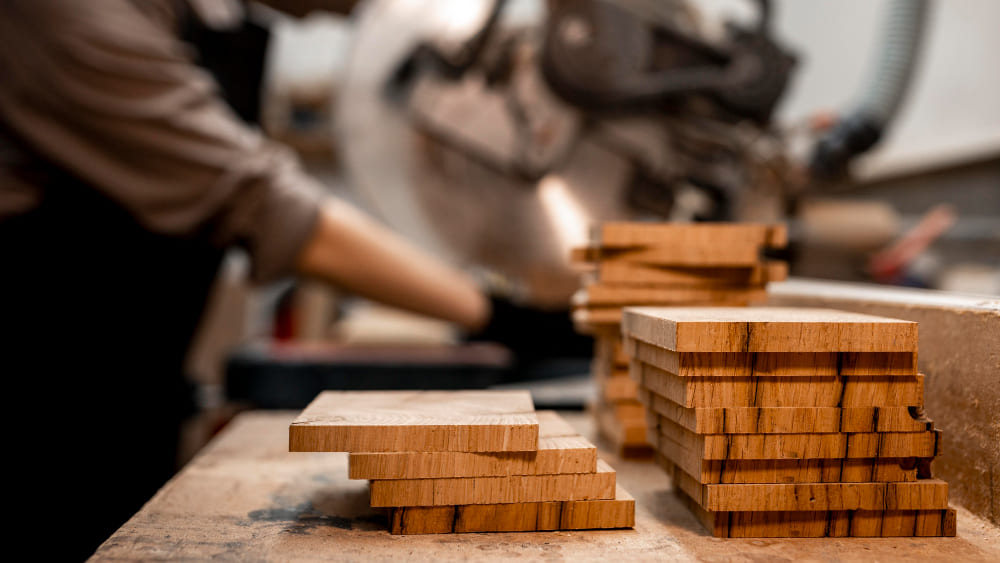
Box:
[625,337,918,377]
[653,415,940,461]
[369,460,617,507]
[596,222,787,250]
[622,307,919,353]
[635,362,925,408]
[348,411,597,480]
[289,390,538,453]
[576,285,768,307]
[597,260,788,287]
[639,389,933,434]
[669,465,949,512]
[388,485,635,534]
[664,474,956,538]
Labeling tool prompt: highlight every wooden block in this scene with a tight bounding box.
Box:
[655,415,940,461]
[643,392,933,434]
[625,337,917,377]
[289,391,538,453]
[637,362,925,408]
[388,485,635,534]
[576,285,768,307]
[348,411,597,480]
[596,405,650,448]
[597,222,787,249]
[598,260,788,286]
[594,335,629,368]
[589,223,787,267]
[622,307,918,353]
[672,466,949,511]
[602,375,639,401]
[659,456,955,537]
[369,460,617,507]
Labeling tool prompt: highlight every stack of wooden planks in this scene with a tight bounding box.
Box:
[622,306,956,538]
[288,390,635,534]
[571,223,788,457]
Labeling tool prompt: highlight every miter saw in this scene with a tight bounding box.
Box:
[337,0,798,311]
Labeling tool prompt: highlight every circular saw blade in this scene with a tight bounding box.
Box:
[336,0,636,307]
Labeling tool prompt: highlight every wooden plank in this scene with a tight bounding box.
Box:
[668,480,956,537]
[369,460,616,507]
[348,411,597,480]
[636,362,925,408]
[648,417,928,484]
[597,222,787,249]
[670,466,949,511]
[576,285,768,307]
[622,307,919,353]
[602,375,639,402]
[594,335,628,368]
[640,391,933,434]
[596,405,649,449]
[654,415,940,461]
[598,260,787,286]
[625,337,917,377]
[388,485,635,534]
[289,391,538,452]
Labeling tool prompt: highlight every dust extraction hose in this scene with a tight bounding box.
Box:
[810,0,930,179]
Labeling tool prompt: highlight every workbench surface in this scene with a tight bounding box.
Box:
[92,411,1000,562]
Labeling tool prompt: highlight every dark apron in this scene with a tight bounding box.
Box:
[0,7,269,559]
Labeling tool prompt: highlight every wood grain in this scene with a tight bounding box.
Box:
[388,485,635,534]
[670,466,949,511]
[636,362,925,408]
[369,460,617,507]
[597,222,787,249]
[668,477,956,537]
[654,415,940,461]
[598,260,788,286]
[622,307,919,352]
[639,390,933,434]
[348,411,596,480]
[576,285,768,307]
[625,337,918,377]
[289,391,538,452]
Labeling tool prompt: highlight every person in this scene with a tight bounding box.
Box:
[0,1,491,558]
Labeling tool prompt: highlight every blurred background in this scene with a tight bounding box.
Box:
[179,0,999,460]
[5,0,998,463]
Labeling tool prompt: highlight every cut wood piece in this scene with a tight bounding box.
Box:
[597,222,787,250]
[637,362,925,408]
[573,307,624,328]
[671,466,949,511]
[288,390,538,453]
[625,338,917,377]
[596,405,650,449]
[611,400,647,423]
[622,307,918,353]
[577,285,768,307]
[602,375,639,401]
[388,485,635,534]
[655,415,940,460]
[348,411,597,480]
[642,391,933,434]
[594,335,629,368]
[652,427,927,484]
[598,260,788,286]
[369,459,616,507]
[667,479,956,537]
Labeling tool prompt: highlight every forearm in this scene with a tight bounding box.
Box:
[295,199,491,331]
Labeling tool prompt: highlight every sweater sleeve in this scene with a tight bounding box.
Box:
[0,0,325,281]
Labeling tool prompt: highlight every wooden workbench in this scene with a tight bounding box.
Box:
[92,411,1000,562]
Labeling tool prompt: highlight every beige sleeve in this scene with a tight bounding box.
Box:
[0,0,324,282]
